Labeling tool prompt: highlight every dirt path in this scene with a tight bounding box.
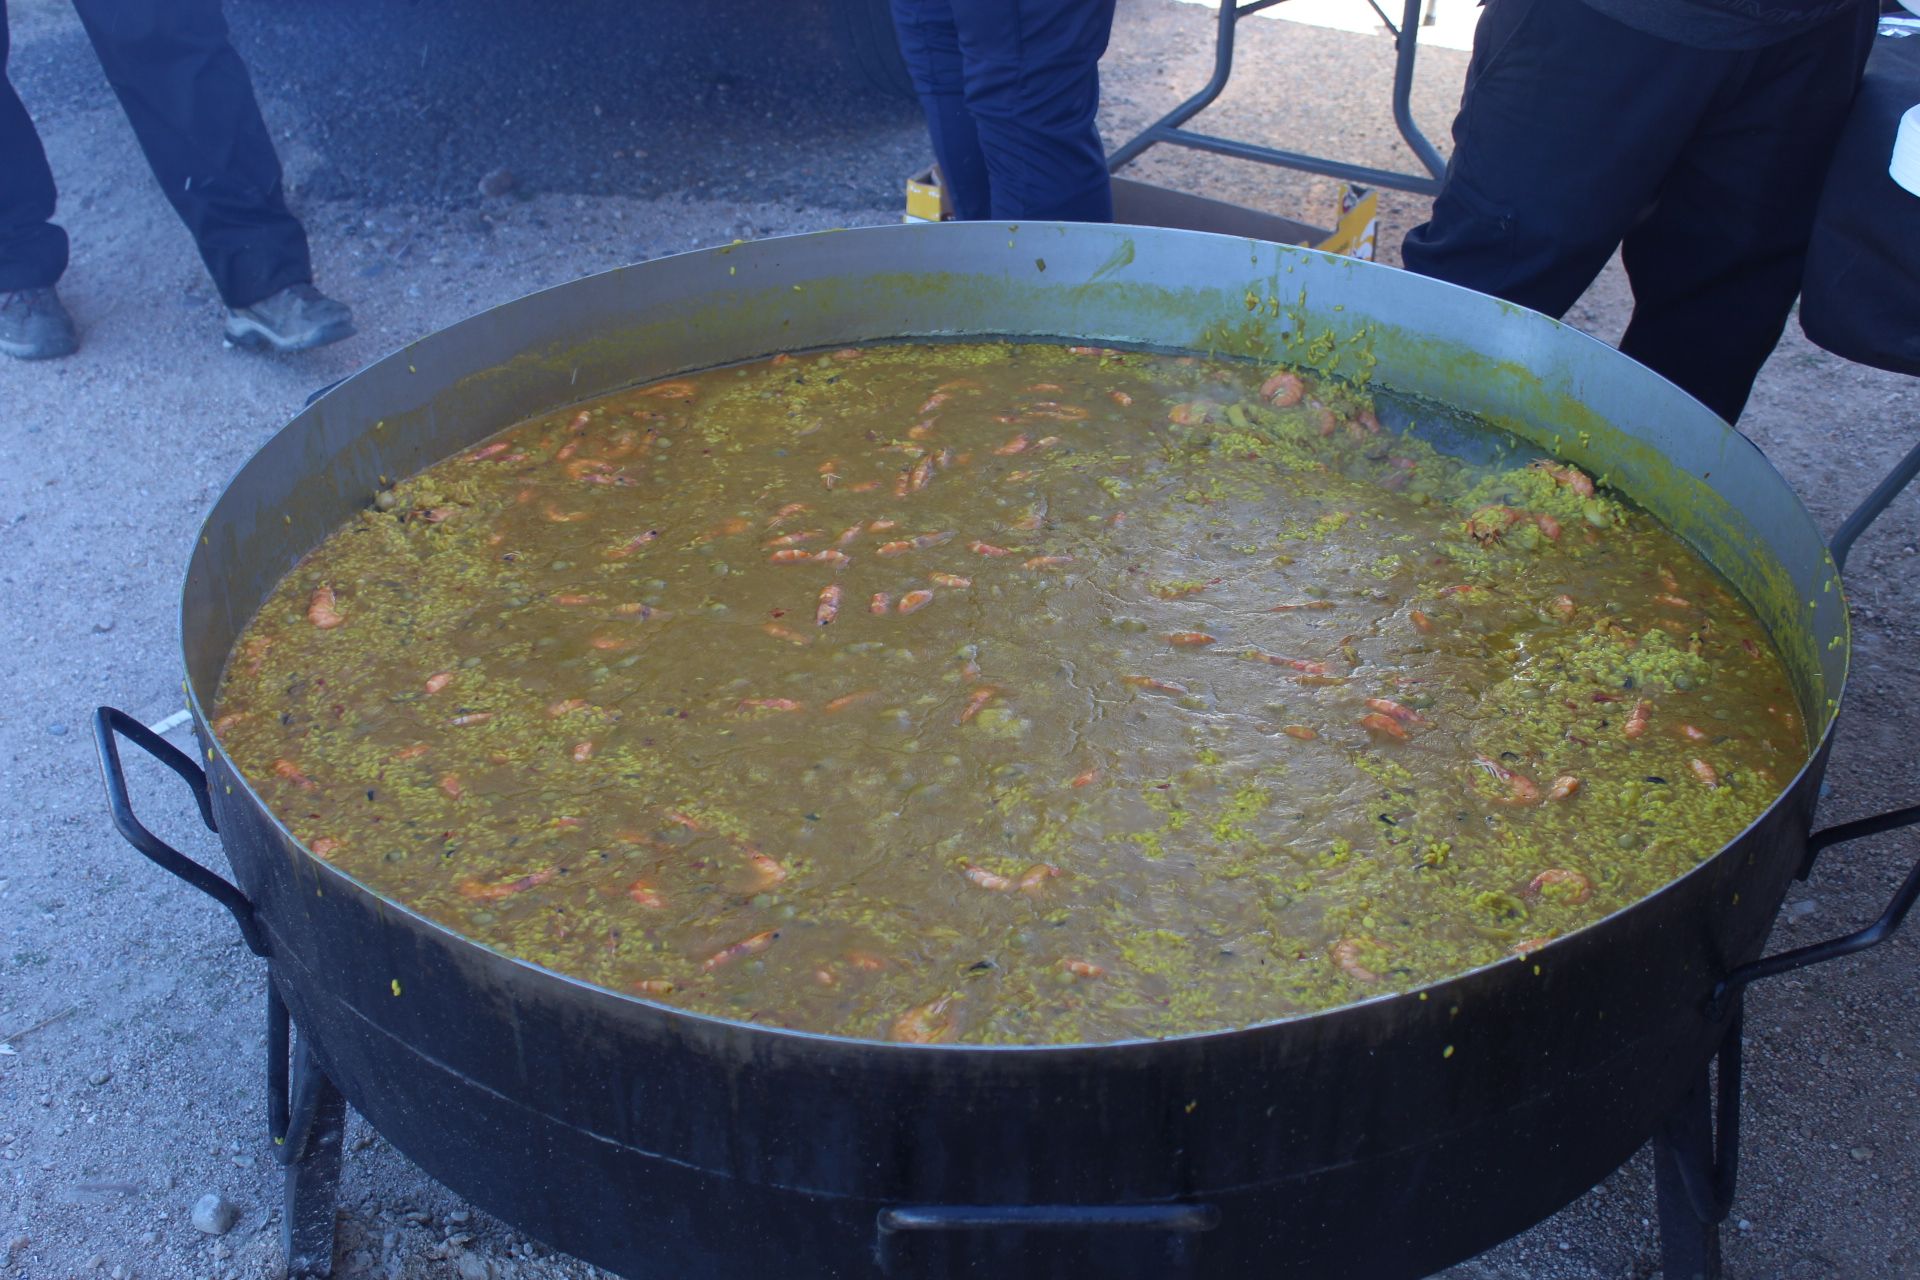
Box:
[2,2,1914,1278]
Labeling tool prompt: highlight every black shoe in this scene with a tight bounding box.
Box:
[0,286,79,360]
[225,283,355,353]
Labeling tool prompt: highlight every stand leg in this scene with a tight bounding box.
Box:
[268,987,347,1279]
[1652,1008,1743,1280]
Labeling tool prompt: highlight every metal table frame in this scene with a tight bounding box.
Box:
[1107,0,1447,199]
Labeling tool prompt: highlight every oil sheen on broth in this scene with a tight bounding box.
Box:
[214,342,1807,1045]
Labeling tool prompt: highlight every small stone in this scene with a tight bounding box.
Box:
[1737,1219,1752,1231]
[88,1069,112,1087]
[91,620,115,634]
[1850,1146,1871,1162]
[454,1253,491,1280]
[447,1209,470,1224]
[191,1193,239,1236]
[6,1234,28,1259]
[110,1265,129,1280]
[477,167,516,198]
[48,723,68,737]
[230,1154,255,1168]
[85,1254,105,1272]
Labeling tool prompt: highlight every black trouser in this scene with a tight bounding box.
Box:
[890,0,1117,222]
[0,0,310,307]
[1402,0,1877,424]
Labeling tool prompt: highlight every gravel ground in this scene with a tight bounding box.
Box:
[1,1,1916,1278]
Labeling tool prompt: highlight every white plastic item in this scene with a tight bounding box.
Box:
[1893,103,1920,198]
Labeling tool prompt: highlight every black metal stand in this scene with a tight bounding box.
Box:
[1651,1007,1744,1280]
[1106,0,1447,202]
[268,986,347,1279]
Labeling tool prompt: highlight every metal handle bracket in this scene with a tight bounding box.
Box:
[93,706,268,957]
[1709,810,1920,1016]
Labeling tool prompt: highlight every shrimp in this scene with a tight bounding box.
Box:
[744,852,789,890]
[1546,775,1581,801]
[764,531,821,549]
[1678,723,1710,742]
[769,549,817,564]
[1409,610,1434,633]
[959,687,997,723]
[970,541,1015,557]
[737,698,804,713]
[929,573,972,589]
[961,863,1015,891]
[1282,725,1318,741]
[1166,632,1217,647]
[273,759,318,791]
[897,590,934,614]
[1527,868,1592,903]
[1473,756,1540,805]
[1530,460,1595,497]
[308,837,339,858]
[1331,937,1384,983]
[466,441,511,461]
[819,460,841,490]
[1550,594,1576,620]
[1019,863,1063,892]
[758,620,806,643]
[570,741,595,762]
[869,592,891,615]
[1122,675,1188,696]
[548,698,589,717]
[1623,701,1653,739]
[439,773,464,799]
[605,530,661,559]
[306,585,345,629]
[891,995,959,1044]
[1061,959,1106,979]
[1070,769,1099,788]
[637,380,698,399]
[1245,651,1328,675]
[909,455,934,493]
[626,881,665,909]
[450,712,493,727]
[633,979,676,996]
[1690,758,1720,788]
[1364,697,1425,725]
[1109,390,1134,407]
[816,584,843,626]
[423,672,454,694]
[823,690,879,714]
[1024,555,1073,569]
[1260,371,1305,407]
[701,930,778,972]
[1359,712,1408,741]
[994,433,1031,455]
[1654,593,1692,609]
[459,866,558,901]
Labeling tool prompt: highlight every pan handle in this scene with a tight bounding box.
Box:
[1707,807,1920,1016]
[874,1202,1220,1273]
[93,706,269,958]
[1828,433,1920,572]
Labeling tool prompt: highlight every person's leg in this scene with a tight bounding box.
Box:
[1616,5,1878,424]
[949,0,1116,222]
[0,0,69,294]
[892,0,993,220]
[1402,0,1725,319]
[69,0,311,308]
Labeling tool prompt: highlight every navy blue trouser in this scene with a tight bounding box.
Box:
[0,0,311,307]
[890,0,1116,222]
[1402,0,1876,424]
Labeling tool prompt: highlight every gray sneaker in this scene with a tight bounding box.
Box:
[0,287,79,360]
[225,283,355,353]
